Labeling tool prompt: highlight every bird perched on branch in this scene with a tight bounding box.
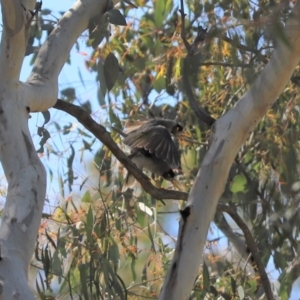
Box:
[118,119,183,190]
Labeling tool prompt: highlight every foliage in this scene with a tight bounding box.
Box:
[22,0,300,298]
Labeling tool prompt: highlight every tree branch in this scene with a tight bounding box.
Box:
[178,1,215,126]
[221,35,269,64]
[160,0,300,299]
[25,0,110,112]
[0,0,32,81]
[53,100,187,201]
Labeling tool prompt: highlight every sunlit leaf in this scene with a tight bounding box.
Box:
[81,190,92,203]
[230,174,247,193]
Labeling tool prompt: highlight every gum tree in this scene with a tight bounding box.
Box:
[0,0,108,298]
[1,0,300,299]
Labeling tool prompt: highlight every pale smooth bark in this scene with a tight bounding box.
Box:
[159,2,300,300]
[0,0,108,299]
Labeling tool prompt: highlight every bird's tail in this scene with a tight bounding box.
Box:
[122,173,136,192]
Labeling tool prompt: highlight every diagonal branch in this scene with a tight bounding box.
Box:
[160,1,300,299]
[53,99,188,201]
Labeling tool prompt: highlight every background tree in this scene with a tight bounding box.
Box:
[1,0,300,299]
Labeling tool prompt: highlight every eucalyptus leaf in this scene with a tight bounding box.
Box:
[104,52,119,91]
[107,9,127,26]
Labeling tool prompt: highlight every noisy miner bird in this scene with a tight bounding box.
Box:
[120,119,183,190]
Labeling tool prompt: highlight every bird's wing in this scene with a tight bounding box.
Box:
[123,125,181,169]
[123,121,148,134]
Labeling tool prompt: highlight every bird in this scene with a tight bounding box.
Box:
[116,119,183,190]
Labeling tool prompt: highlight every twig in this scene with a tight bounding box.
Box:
[178,0,191,51]
[200,61,250,68]
[221,35,268,64]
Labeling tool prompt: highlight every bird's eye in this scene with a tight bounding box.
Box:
[176,124,183,132]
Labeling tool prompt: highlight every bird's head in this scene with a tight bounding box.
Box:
[162,169,176,181]
[171,123,183,136]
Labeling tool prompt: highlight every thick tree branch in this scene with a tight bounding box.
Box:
[53,100,187,201]
[160,1,300,299]
[25,0,110,112]
[0,0,33,81]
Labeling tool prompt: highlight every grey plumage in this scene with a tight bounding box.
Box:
[115,119,183,191]
[123,119,182,169]
[123,150,175,190]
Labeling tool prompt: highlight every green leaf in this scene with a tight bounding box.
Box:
[81,190,92,203]
[202,262,210,292]
[104,53,119,91]
[230,276,237,294]
[37,127,51,153]
[230,174,247,193]
[79,263,89,300]
[41,9,51,15]
[237,286,245,299]
[42,110,50,125]
[274,251,287,270]
[109,241,120,270]
[60,88,76,102]
[88,15,108,48]
[42,245,51,280]
[52,250,62,277]
[67,145,75,191]
[97,61,107,97]
[154,0,165,28]
[107,9,127,26]
[131,256,137,281]
[86,206,94,243]
[147,223,156,252]
[152,75,165,92]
